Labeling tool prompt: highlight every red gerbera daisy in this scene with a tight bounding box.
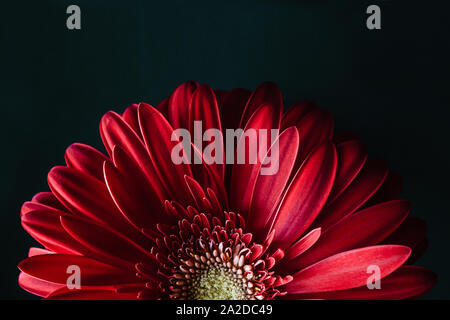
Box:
[18,82,436,300]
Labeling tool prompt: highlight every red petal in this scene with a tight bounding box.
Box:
[31,192,67,211]
[65,143,109,182]
[271,141,337,249]
[184,176,208,212]
[312,158,388,231]
[21,206,81,255]
[289,200,410,271]
[190,143,229,210]
[281,100,315,131]
[230,103,282,216]
[286,245,411,293]
[168,81,198,129]
[218,88,251,131]
[100,111,166,201]
[247,127,299,238]
[292,108,334,170]
[328,139,368,203]
[46,288,138,300]
[217,88,252,191]
[28,247,54,257]
[121,104,141,136]
[104,146,169,230]
[138,103,193,205]
[190,85,224,179]
[48,166,151,247]
[239,82,282,129]
[288,266,436,299]
[19,254,139,285]
[283,228,322,262]
[18,272,64,298]
[60,215,155,268]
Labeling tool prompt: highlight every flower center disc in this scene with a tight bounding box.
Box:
[159,212,290,300]
[189,265,246,300]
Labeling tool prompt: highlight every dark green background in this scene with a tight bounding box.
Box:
[2,0,449,299]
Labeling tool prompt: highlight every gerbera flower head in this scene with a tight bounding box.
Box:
[18,81,436,300]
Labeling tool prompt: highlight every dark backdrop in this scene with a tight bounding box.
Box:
[1,0,449,299]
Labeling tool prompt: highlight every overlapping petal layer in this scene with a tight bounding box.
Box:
[18,82,435,300]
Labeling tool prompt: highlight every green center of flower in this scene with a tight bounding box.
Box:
[166,214,275,300]
[188,266,246,300]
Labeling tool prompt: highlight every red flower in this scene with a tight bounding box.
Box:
[18,82,436,299]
